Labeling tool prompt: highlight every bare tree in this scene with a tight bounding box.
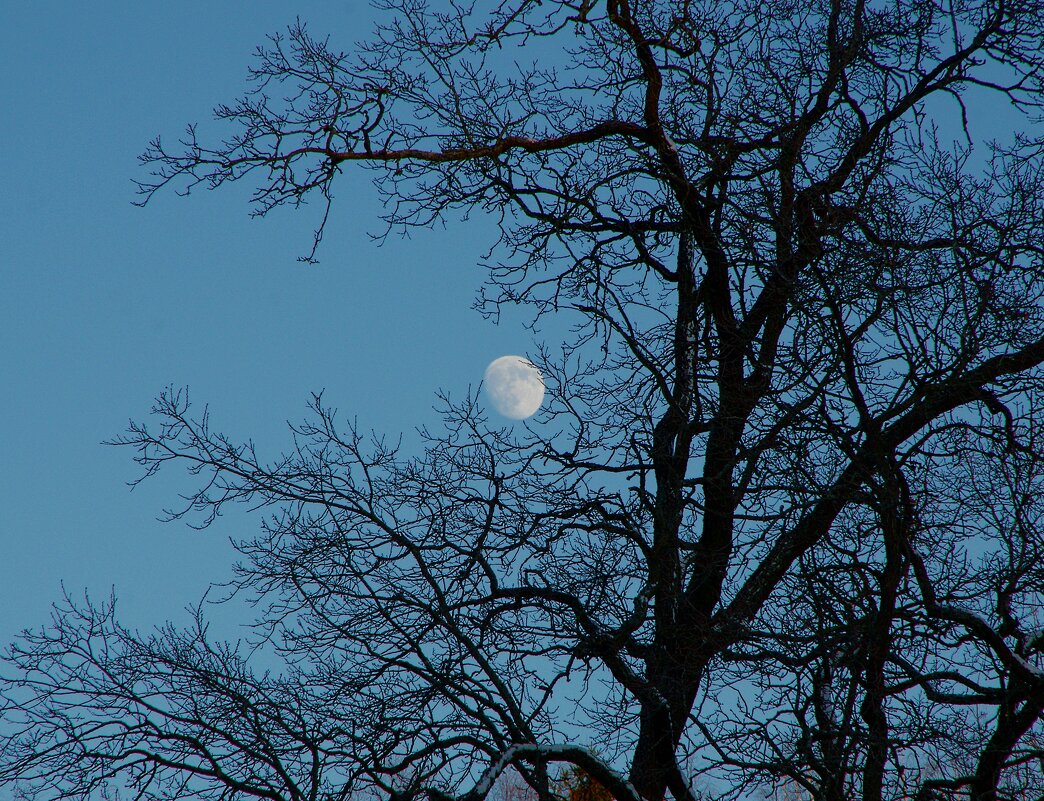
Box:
[4,1,1044,799]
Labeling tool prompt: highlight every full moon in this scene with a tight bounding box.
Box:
[483,356,545,420]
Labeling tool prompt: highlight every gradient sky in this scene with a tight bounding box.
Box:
[1,2,1031,652]
[0,2,548,646]
[4,8,1042,801]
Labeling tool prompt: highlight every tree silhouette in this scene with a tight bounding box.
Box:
[4,1,1044,800]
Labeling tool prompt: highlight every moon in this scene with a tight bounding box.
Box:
[483,356,545,420]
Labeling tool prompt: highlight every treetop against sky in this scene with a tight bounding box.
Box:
[4,2,1044,801]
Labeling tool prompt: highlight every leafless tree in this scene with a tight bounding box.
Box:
[4,1,1044,799]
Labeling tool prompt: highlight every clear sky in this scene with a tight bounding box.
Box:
[4,6,1042,801]
[0,1,1029,649]
[0,2,545,645]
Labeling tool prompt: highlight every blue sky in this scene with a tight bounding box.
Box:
[3,6,1042,801]
[0,2,543,645]
[1,2,1029,648]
